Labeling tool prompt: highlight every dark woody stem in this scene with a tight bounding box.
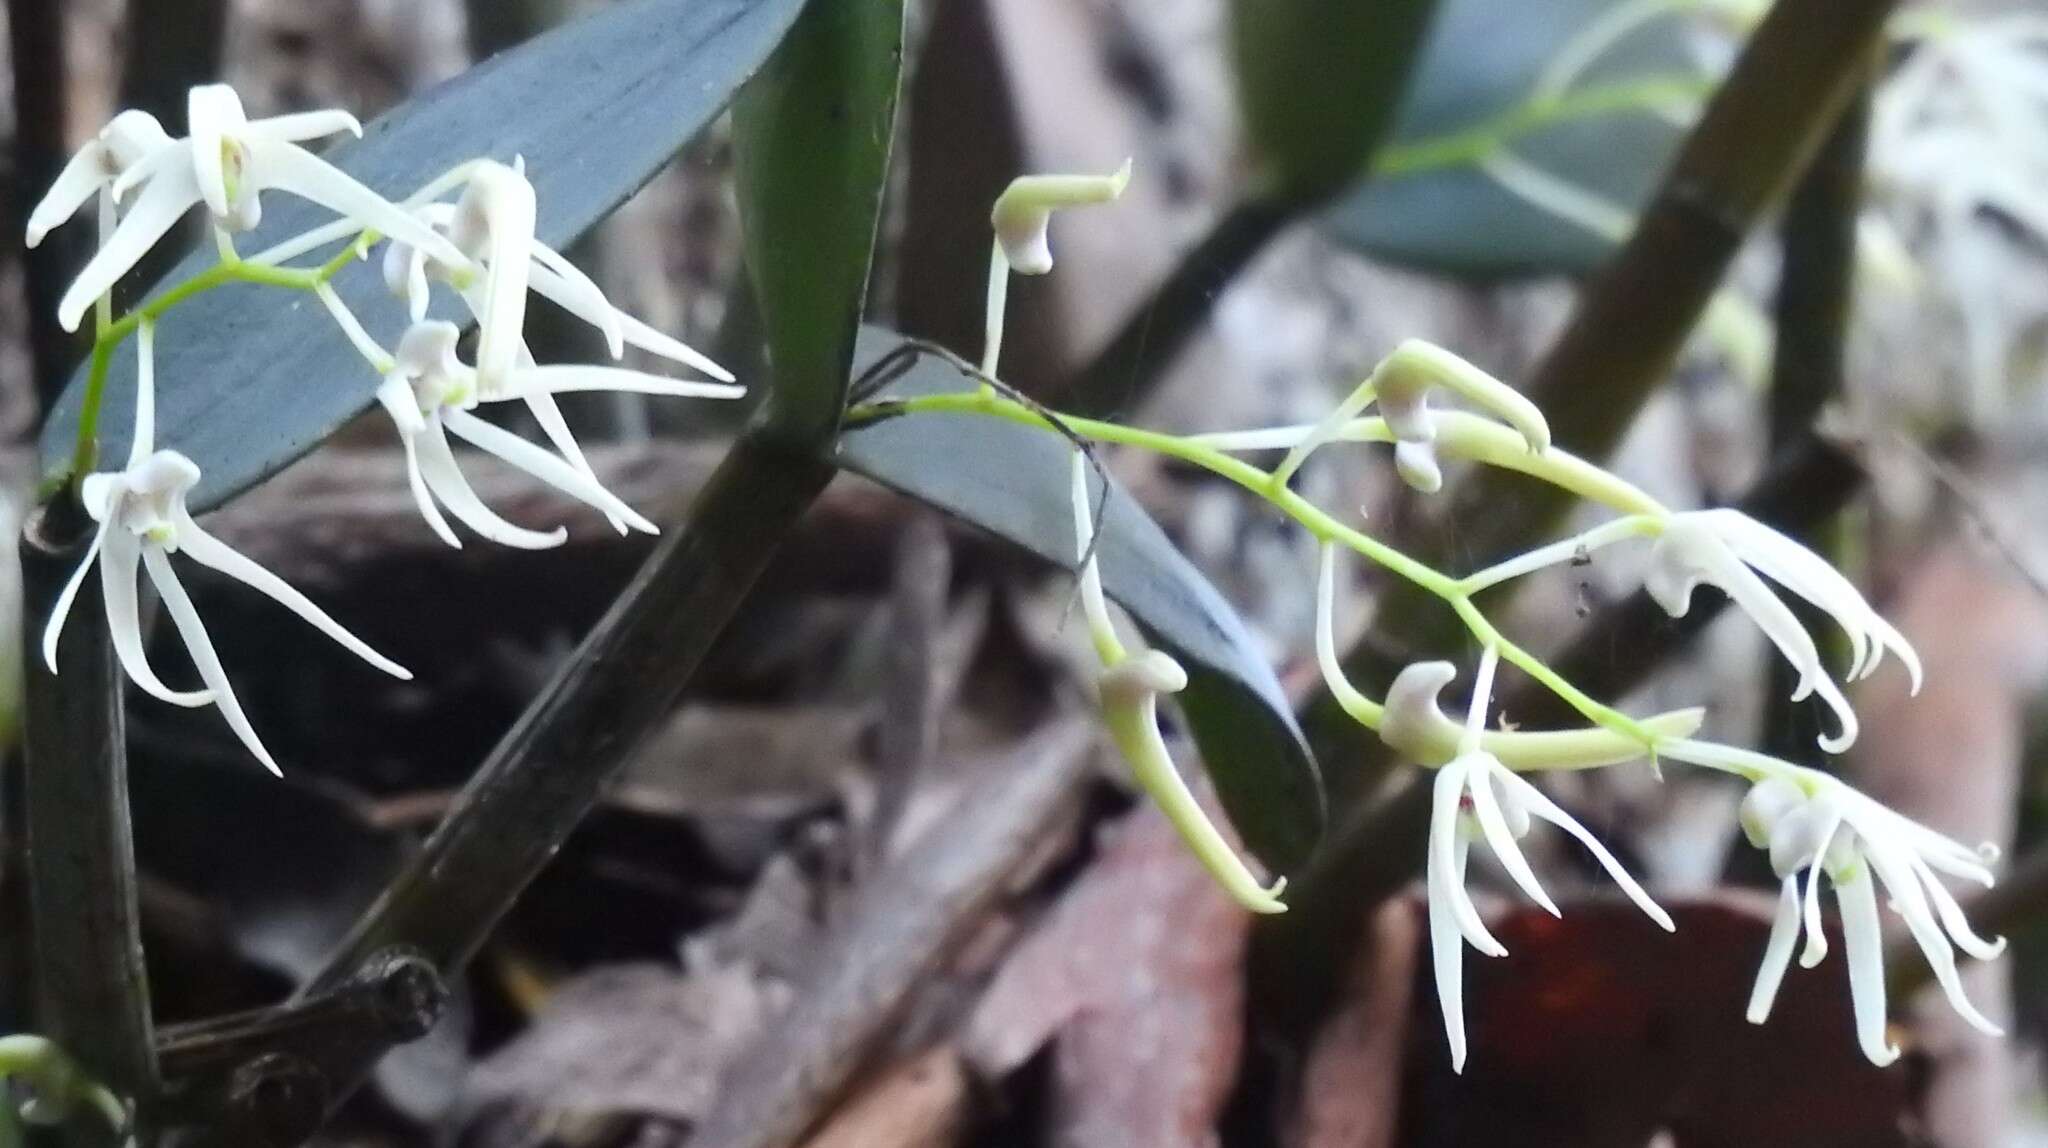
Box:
[20,499,158,1142]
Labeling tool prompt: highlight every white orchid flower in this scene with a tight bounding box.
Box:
[1069,453,1286,915]
[1645,508,1922,753]
[373,320,740,550]
[1409,645,1674,1072]
[377,159,731,387]
[1314,543,1703,766]
[56,84,467,331]
[43,321,411,775]
[1264,340,1550,493]
[1661,739,2004,1066]
[990,160,1133,275]
[981,161,1131,374]
[25,110,174,249]
[367,159,733,532]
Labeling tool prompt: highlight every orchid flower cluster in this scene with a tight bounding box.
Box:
[862,161,2008,1073]
[31,84,741,774]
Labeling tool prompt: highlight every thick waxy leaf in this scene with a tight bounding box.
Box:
[1327,0,1698,278]
[40,0,805,510]
[834,328,1324,870]
[734,0,905,445]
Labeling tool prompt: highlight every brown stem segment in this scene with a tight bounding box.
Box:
[21,502,158,1136]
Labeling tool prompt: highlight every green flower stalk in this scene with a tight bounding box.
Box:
[852,157,2007,1072]
[1072,455,1287,915]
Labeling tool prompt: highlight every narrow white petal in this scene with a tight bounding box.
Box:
[247,142,466,268]
[376,377,460,548]
[1498,769,1675,931]
[1426,845,1470,1073]
[441,409,656,533]
[472,173,538,392]
[1462,645,1499,750]
[413,419,567,550]
[1846,803,1999,888]
[27,143,109,247]
[42,519,111,673]
[519,390,626,535]
[1708,510,1878,680]
[101,530,213,706]
[1836,872,1901,1066]
[107,142,181,205]
[1747,875,1804,1024]
[1915,847,1999,889]
[243,109,361,144]
[1449,836,1504,955]
[1910,855,2006,961]
[1862,841,2004,1036]
[1431,763,1506,957]
[1798,816,1842,968]
[527,248,625,358]
[173,514,411,680]
[495,365,744,401]
[142,548,281,776]
[58,163,202,331]
[1870,615,1924,694]
[1706,547,1859,751]
[406,252,431,322]
[1810,673,1859,755]
[405,432,461,549]
[400,160,485,209]
[615,309,735,382]
[1466,763,1559,916]
[187,86,240,219]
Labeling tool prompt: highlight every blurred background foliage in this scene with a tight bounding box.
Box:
[4,0,2048,1145]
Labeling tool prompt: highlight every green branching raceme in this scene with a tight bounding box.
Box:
[63,232,374,487]
[851,156,2006,1078]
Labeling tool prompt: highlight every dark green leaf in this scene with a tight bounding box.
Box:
[835,328,1325,870]
[1327,0,1695,278]
[1230,0,1440,205]
[733,0,904,446]
[40,0,806,510]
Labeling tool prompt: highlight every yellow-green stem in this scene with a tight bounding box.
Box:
[1374,74,1717,178]
[852,391,1658,748]
[64,235,372,485]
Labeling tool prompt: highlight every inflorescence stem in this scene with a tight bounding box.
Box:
[66,230,377,486]
[847,388,1658,750]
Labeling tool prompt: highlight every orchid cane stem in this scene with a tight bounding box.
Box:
[20,503,156,1142]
